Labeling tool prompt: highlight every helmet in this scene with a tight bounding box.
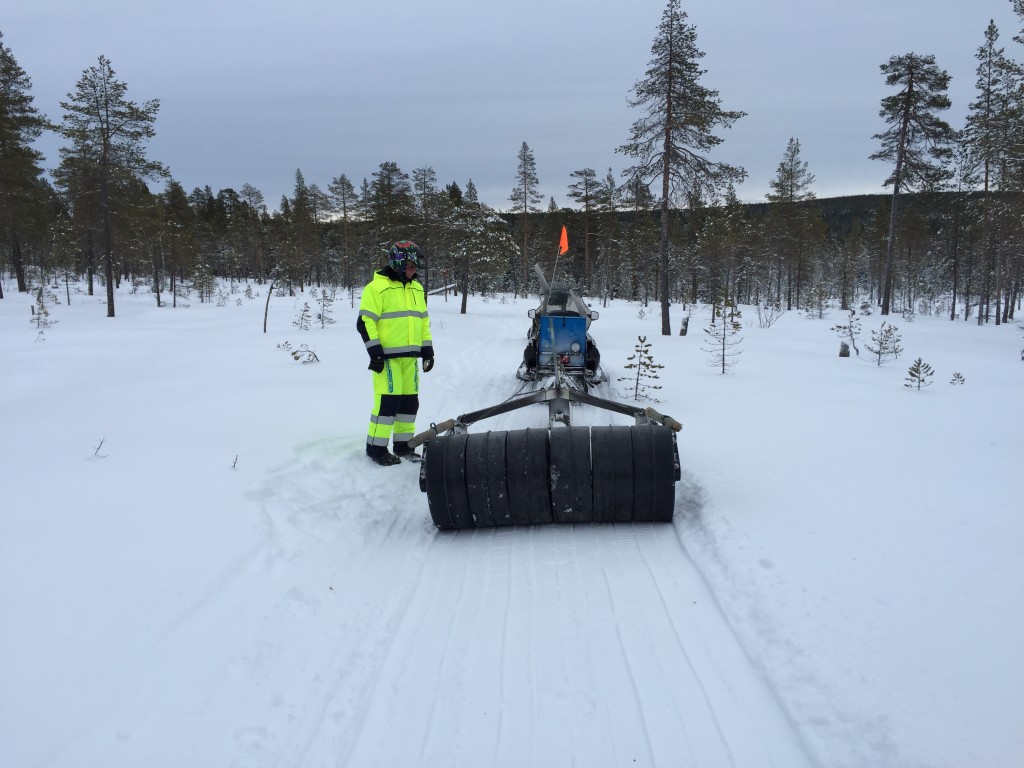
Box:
[387,240,424,271]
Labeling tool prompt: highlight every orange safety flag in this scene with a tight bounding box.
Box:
[558,226,569,255]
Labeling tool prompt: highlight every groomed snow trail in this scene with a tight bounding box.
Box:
[45,430,813,768]
[259,442,814,768]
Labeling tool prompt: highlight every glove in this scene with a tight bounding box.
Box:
[422,357,434,373]
[368,356,385,373]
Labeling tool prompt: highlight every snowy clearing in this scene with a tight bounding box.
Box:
[1,284,1022,768]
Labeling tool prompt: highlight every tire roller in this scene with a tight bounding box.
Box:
[408,386,682,530]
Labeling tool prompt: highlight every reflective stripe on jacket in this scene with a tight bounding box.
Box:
[357,270,432,358]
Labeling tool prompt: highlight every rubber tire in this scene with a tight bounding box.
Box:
[424,433,472,530]
[505,429,552,525]
[549,427,594,523]
[630,425,676,522]
[463,431,514,527]
[591,426,636,523]
[424,425,677,529]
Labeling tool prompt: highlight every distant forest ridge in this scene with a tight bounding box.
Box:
[502,191,989,240]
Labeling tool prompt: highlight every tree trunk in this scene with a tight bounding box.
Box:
[994,243,1003,326]
[101,169,115,317]
[520,209,529,299]
[153,244,162,307]
[8,222,28,293]
[583,214,592,292]
[104,245,115,317]
[263,277,276,333]
[881,100,912,316]
[86,230,95,296]
[881,188,900,316]
[460,250,470,315]
[949,222,960,320]
[659,139,671,337]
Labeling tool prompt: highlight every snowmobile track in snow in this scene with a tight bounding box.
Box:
[254,443,818,768]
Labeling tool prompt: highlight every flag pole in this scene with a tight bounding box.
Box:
[548,226,570,387]
[551,225,569,285]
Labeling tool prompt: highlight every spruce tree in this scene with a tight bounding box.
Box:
[31,285,57,330]
[327,174,357,292]
[305,182,330,288]
[618,0,746,336]
[0,31,50,295]
[567,167,599,290]
[192,256,215,303]
[904,357,934,389]
[444,181,463,207]
[293,301,312,331]
[618,176,659,303]
[315,289,335,328]
[765,137,820,309]
[509,142,542,295]
[594,168,621,305]
[702,292,743,374]
[961,21,1022,326]
[412,166,438,213]
[446,196,519,315]
[367,161,412,237]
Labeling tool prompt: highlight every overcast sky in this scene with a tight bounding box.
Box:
[6,0,1022,213]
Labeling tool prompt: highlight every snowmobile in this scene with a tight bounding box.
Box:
[515,264,605,391]
[409,264,682,531]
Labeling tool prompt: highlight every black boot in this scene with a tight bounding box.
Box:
[392,442,422,462]
[367,448,401,466]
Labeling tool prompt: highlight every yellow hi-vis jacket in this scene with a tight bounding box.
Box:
[357,270,433,359]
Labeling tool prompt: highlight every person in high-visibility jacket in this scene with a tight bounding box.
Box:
[356,240,434,466]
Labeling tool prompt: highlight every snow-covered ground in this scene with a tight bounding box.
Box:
[1,280,1021,768]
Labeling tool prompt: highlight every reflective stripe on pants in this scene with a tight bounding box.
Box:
[366,358,419,449]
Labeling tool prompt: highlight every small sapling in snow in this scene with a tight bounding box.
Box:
[618,335,664,401]
[904,357,934,390]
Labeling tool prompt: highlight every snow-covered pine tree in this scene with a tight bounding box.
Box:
[509,142,542,294]
[31,286,57,330]
[293,302,312,331]
[702,293,743,374]
[0,32,49,296]
[766,137,818,311]
[618,0,746,336]
[866,321,902,366]
[316,289,336,328]
[192,257,216,303]
[618,335,664,401]
[870,52,956,316]
[904,357,934,389]
[802,281,829,319]
[56,55,167,317]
